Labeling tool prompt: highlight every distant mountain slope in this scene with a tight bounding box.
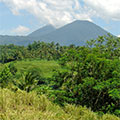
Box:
[28,25,56,37]
[0,36,34,46]
[38,20,109,46]
[0,20,110,46]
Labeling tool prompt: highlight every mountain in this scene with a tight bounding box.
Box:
[28,25,56,37]
[0,25,56,46]
[37,20,109,46]
[0,35,35,46]
[0,20,110,46]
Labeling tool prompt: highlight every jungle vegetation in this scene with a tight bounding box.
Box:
[0,34,120,119]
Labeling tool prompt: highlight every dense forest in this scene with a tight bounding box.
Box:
[0,34,120,119]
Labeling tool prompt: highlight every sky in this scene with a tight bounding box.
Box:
[0,0,120,36]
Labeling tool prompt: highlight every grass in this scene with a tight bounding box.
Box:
[15,60,61,78]
[0,88,119,120]
[0,59,64,78]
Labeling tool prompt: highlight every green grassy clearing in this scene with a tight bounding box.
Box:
[0,59,64,78]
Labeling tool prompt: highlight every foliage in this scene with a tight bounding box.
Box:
[16,71,38,92]
[0,35,120,117]
[0,41,68,63]
[0,88,120,120]
[0,65,13,88]
[48,35,120,115]
[8,63,17,75]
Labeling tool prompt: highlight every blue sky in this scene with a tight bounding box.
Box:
[0,0,120,36]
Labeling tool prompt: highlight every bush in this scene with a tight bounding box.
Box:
[0,88,119,120]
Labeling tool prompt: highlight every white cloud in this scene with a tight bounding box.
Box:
[12,25,30,35]
[118,35,120,37]
[0,0,92,27]
[84,0,120,21]
[1,0,120,28]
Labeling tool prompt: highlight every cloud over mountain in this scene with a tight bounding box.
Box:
[84,0,120,21]
[12,25,30,35]
[0,0,120,32]
[0,0,92,27]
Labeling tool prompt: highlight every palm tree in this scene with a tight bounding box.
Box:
[17,71,39,92]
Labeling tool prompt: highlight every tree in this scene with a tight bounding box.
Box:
[17,71,39,92]
[0,65,13,88]
[49,35,120,115]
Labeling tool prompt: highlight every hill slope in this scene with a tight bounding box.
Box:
[28,24,56,37]
[0,88,119,120]
[0,20,110,46]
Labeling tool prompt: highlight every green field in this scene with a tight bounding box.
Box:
[0,59,64,78]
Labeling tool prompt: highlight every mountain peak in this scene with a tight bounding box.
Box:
[73,20,89,22]
[28,24,56,37]
[71,20,92,24]
[0,20,111,46]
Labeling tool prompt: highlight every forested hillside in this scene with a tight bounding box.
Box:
[0,34,120,119]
